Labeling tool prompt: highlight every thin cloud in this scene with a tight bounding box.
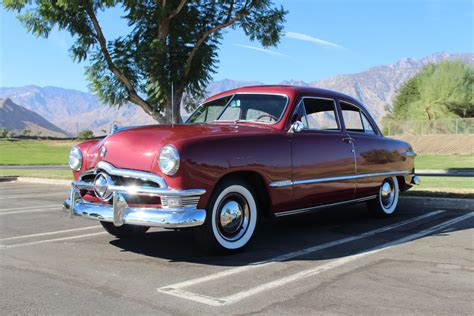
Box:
[285,31,343,49]
[233,44,289,58]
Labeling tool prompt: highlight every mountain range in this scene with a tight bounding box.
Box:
[0,51,472,136]
[0,98,68,137]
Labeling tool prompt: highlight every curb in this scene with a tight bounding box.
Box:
[400,196,474,211]
[15,177,71,186]
[416,170,474,177]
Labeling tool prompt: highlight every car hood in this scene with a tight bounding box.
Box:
[85,123,275,172]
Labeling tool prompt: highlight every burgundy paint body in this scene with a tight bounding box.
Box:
[73,86,414,215]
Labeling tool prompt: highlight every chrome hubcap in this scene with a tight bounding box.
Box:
[220,201,244,234]
[380,180,395,209]
[216,193,249,241]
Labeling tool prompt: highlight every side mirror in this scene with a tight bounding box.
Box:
[289,121,304,133]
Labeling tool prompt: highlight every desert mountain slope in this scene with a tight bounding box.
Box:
[0,98,68,137]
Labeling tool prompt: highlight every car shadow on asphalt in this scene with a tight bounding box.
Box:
[108,203,471,267]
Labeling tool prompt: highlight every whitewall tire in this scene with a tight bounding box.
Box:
[194,179,258,253]
[368,176,400,217]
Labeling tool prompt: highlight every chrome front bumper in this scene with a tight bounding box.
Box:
[64,162,207,228]
[63,194,206,228]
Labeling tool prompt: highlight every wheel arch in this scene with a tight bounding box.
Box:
[212,170,272,219]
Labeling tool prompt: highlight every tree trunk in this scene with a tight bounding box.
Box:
[162,91,184,124]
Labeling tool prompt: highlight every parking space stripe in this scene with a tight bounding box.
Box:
[0,204,60,212]
[0,226,101,242]
[159,210,444,291]
[0,207,60,216]
[0,193,66,200]
[159,211,473,306]
[0,232,107,249]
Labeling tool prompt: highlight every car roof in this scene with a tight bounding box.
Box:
[205,85,364,109]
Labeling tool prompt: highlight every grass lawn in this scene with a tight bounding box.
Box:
[0,169,72,180]
[0,140,77,165]
[413,176,474,190]
[416,153,474,170]
[407,176,474,199]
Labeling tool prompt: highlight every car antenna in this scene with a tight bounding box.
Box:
[171,82,174,127]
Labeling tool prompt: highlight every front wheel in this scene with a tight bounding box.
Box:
[367,176,400,217]
[194,179,258,253]
[100,221,149,238]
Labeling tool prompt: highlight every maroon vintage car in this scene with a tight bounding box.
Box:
[64,85,420,252]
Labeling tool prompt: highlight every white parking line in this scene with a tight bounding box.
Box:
[0,193,66,200]
[158,210,451,306]
[218,212,474,306]
[0,232,107,249]
[0,207,60,216]
[0,226,101,242]
[0,204,59,212]
[159,210,443,291]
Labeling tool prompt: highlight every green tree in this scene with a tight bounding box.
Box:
[4,0,287,124]
[392,60,474,121]
[0,128,8,138]
[21,128,31,136]
[78,129,95,139]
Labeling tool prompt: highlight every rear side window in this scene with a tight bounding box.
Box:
[340,101,376,134]
[299,98,340,131]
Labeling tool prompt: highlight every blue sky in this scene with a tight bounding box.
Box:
[1,0,472,92]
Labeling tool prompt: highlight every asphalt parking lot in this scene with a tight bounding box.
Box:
[0,182,473,315]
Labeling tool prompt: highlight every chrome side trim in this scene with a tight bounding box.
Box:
[275,195,377,217]
[270,171,410,187]
[402,151,417,157]
[95,161,167,188]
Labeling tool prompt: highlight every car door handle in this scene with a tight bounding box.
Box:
[342,137,354,144]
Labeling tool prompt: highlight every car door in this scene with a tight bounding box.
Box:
[289,97,356,211]
[339,100,396,198]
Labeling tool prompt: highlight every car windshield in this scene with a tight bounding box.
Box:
[186,94,287,124]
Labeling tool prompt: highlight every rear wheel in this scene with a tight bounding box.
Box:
[194,179,258,253]
[100,221,149,238]
[367,176,400,217]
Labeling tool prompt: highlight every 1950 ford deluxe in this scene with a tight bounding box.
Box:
[64,85,420,252]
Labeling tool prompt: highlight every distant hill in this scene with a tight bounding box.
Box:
[0,86,155,135]
[0,51,472,134]
[0,98,68,137]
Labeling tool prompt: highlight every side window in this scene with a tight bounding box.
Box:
[340,101,377,134]
[300,98,339,131]
[361,112,376,134]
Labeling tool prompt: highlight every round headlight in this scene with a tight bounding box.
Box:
[158,145,180,176]
[68,147,83,171]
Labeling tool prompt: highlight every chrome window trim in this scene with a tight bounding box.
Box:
[270,171,410,187]
[339,100,380,135]
[213,92,290,125]
[294,96,342,133]
[274,195,377,217]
